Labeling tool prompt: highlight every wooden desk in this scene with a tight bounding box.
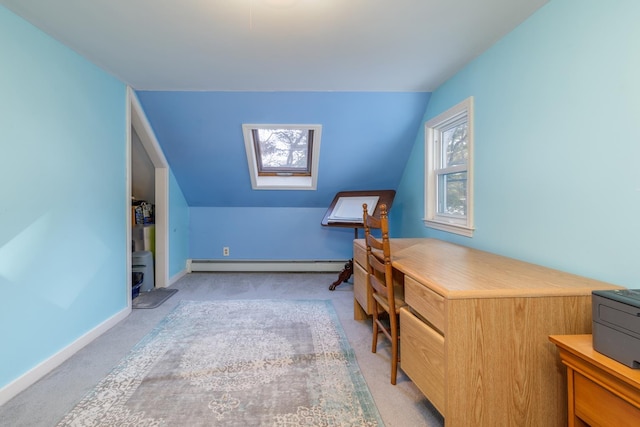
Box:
[353,238,623,426]
[549,334,640,427]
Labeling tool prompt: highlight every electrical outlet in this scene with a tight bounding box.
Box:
[223,247,230,256]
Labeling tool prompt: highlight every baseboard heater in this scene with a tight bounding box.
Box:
[187,259,347,273]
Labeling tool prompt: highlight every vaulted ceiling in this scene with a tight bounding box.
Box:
[135,90,430,207]
[1,0,549,207]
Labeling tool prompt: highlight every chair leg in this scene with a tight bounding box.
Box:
[390,314,399,385]
[371,305,379,354]
[371,303,401,385]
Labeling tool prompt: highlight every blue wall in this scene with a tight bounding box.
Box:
[0,6,127,388]
[138,90,429,262]
[169,170,190,278]
[190,207,353,260]
[393,0,640,287]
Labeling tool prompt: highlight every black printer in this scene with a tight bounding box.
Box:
[592,289,640,368]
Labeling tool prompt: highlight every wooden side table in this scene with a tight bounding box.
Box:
[549,334,640,427]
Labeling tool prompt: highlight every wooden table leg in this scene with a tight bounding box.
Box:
[329,259,353,290]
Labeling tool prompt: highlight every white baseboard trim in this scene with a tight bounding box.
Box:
[187,259,347,273]
[0,306,131,406]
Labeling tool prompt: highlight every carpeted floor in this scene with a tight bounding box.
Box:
[0,272,444,427]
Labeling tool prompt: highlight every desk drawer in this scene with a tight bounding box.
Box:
[353,261,373,315]
[405,275,445,334]
[574,371,640,426]
[353,241,367,268]
[400,307,445,414]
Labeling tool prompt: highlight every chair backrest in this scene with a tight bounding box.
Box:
[362,203,394,307]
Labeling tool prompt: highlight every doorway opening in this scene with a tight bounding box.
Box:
[127,87,169,306]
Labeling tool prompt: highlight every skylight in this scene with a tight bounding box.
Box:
[243,124,322,190]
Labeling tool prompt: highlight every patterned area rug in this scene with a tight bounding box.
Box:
[57,300,383,426]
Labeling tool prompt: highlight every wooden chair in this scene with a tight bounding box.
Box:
[362,203,406,384]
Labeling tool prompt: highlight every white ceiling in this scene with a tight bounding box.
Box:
[1,0,548,91]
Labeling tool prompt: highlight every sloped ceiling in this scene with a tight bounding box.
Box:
[1,0,548,207]
[136,91,430,207]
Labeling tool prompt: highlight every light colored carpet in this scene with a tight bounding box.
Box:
[56,299,383,426]
[0,273,443,427]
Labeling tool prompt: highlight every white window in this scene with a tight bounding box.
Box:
[424,97,474,237]
[242,124,322,190]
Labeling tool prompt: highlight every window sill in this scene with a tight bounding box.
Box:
[253,175,316,190]
[423,219,474,237]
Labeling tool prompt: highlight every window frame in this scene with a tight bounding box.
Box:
[424,97,474,237]
[242,124,322,190]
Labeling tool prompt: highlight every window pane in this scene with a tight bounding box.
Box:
[441,121,468,168]
[254,128,311,174]
[437,172,467,216]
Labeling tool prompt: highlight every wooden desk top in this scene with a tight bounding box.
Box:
[356,238,623,299]
[549,334,640,389]
[353,238,425,262]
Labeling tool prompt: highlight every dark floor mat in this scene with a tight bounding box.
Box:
[132,288,178,309]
